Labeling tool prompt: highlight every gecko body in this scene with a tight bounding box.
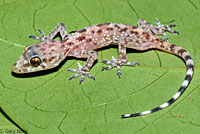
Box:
[12,19,194,118]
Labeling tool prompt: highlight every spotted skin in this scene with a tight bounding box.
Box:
[12,19,194,118]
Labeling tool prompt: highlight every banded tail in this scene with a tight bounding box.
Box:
[122,42,194,118]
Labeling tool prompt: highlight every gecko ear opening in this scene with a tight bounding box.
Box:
[29,56,42,67]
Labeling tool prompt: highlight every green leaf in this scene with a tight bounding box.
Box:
[1,0,200,134]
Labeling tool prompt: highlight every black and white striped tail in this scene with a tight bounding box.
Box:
[122,48,194,118]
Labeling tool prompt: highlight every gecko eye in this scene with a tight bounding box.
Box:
[29,56,42,67]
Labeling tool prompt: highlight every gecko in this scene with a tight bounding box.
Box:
[12,18,194,118]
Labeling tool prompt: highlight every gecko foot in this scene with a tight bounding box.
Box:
[155,18,179,41]
[101,56,140,78]
[67,63,95,84]
[29,29,48,41]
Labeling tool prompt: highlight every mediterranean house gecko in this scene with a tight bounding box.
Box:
[12,19,194,118]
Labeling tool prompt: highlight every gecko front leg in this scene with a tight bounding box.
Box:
[67,50,98,84]
[102,41,140,78]
[29,23,68,41]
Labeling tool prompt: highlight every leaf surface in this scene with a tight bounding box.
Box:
[0,0,200,134]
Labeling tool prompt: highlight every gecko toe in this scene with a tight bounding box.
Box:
[29,35,42,40]
[102,65,113,71]
[38,29,46,38]
[173,30,179,34]
[124,62,140,66]
[69,73,80,80]
[117,71,121,79]
[87,74,96,80]
[79,76,85,84]
[101,59,112,64]
[67,68,79,73]
[168,23,176,28]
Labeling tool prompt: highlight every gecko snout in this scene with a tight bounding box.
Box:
[12,62,23,73]
[11,55,30,74]
[12,63,20,73]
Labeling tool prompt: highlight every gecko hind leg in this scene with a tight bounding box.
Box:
[101,56,140,78]
[138,18,179,41]
[29,23,67,41]
[155,18,179,41]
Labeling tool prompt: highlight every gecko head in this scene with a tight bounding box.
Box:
[12,41,64,74]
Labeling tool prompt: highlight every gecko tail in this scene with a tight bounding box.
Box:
[122,44,194,118]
